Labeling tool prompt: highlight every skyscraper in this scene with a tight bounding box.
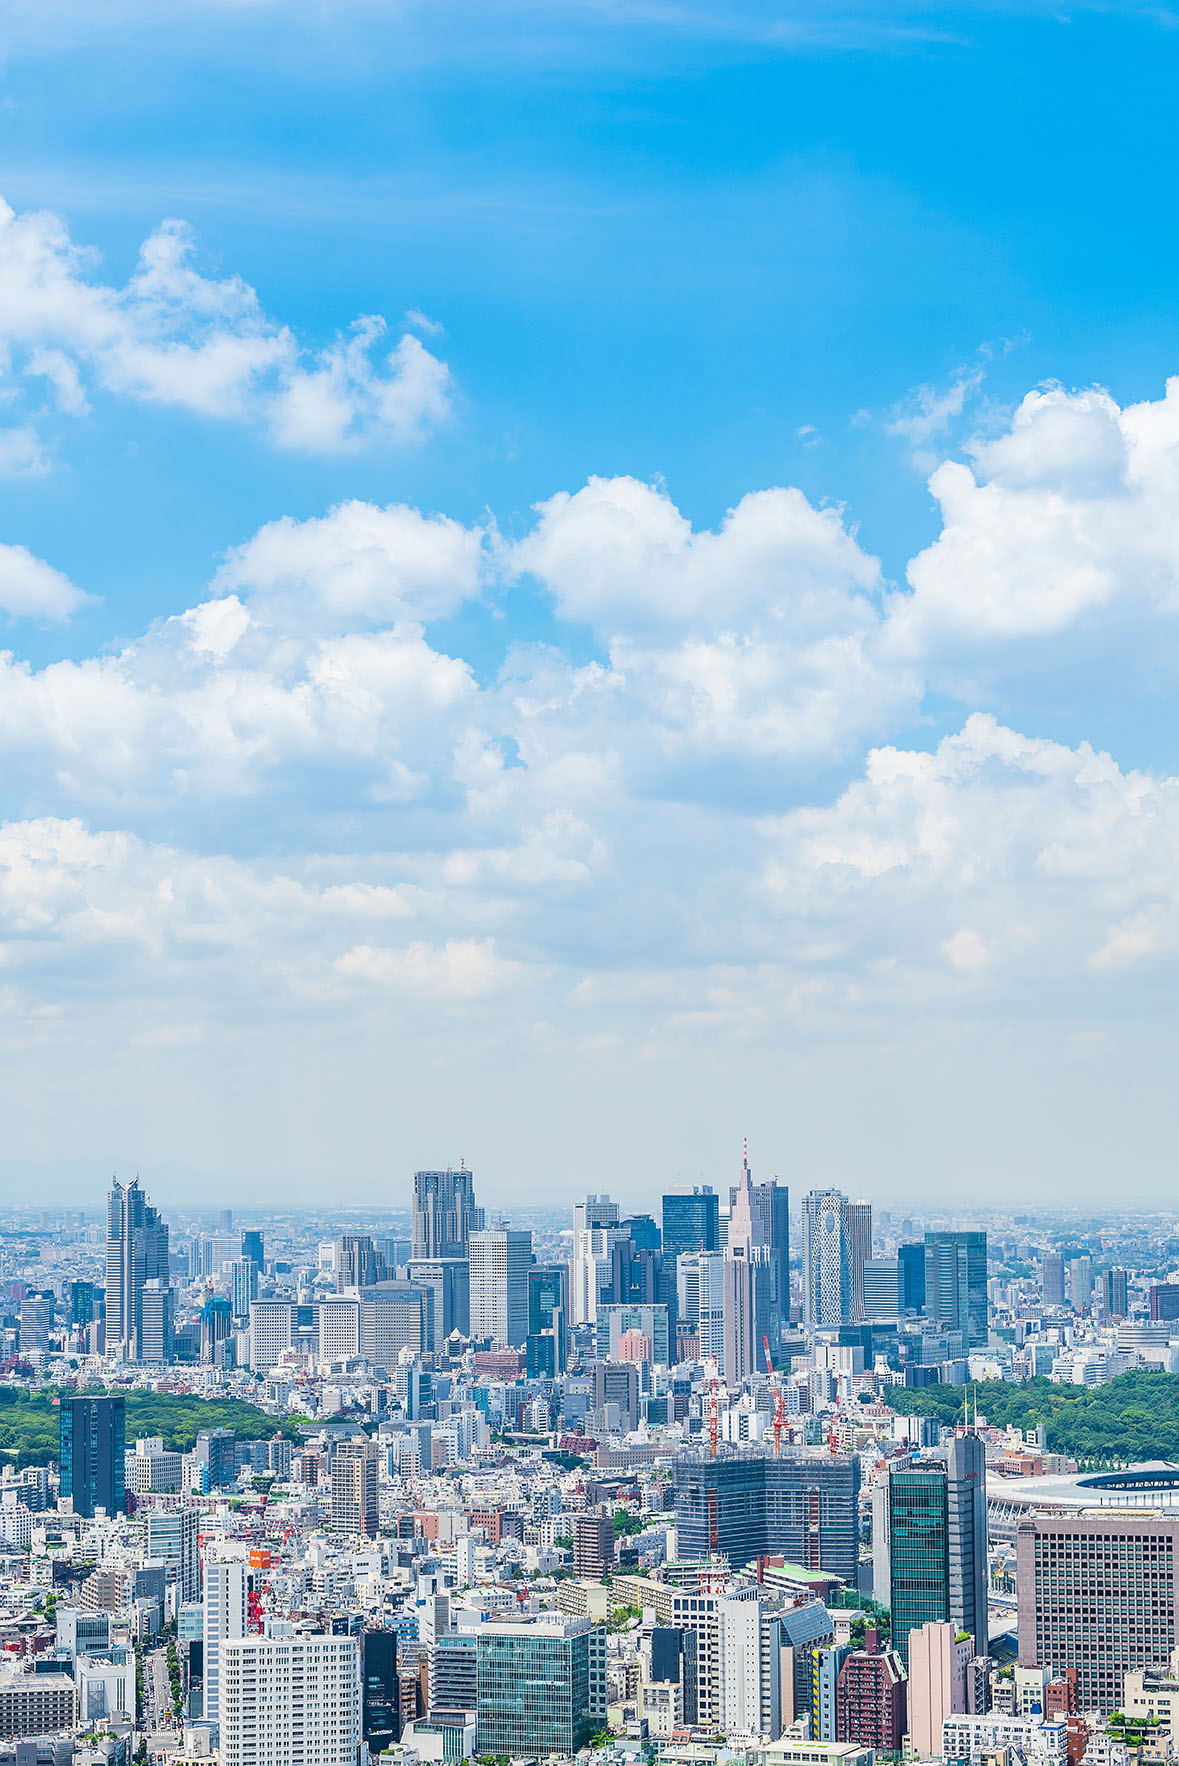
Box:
[887,1438,988,1666]
[60,1395,125,1519]
[412,1167,481,1260]
[468,1226,531,1347]
[662,1187,720,1263]
[105,1178,169,1363]
[722,1248,770,1384]
[673,1449,861,1584]
[1104,1266,1128,1318]
[898,1242,927,1313]
[924,1232,988,1348]
[240,1229,264,1273]
[802,1190,854,1328]
[846,1200,872,1321]
[336,1234,387,1292]
[1041,1252,1065,1308]
[147,1508,201,1604]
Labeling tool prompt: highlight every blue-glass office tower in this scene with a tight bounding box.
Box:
[475,1618,606,1757]
[662,1188,720,1262]
[898,1243,926,1313]
[924,1231,988,1348]
[60,1395,125,1518]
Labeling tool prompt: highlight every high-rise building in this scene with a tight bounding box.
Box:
[722,1248,770,1384]
[69,1281,96,1327]
[570,1197,627,1326]
[247,1300,294,1371]
[924,1232,988,1349]
[846,1201,872,1322]
[673,1449,861,1584]
[468,1227,531,1347]
[1150,1284,1179,1322]
[728,1171,790,1341]
[362,1630,400,1753]
[412,1167,481,1261]
[1103,1266,1128,1319]
[18,1292,53,1357]
[220,1630,362,1766]
[862,1258,903,1320]
[336,1234,388,1292]
[474,1616,607,1758]
[202,1295,234,1362]
[802,1190,855,1328]
[195,1427,238,1489]
[139,1279,173,1363]
[147,1508,200,1604]
[60,1395,125,1519]
[1068,1255,1093,1311]
[526,1262,567,1376]
[1016,1513,1179,1712]
[105,1178,170,1363]
[331,1438,379,1538]
[203,1556,247,1731]
[907,1622,973,1757]
[241,1229,264,1273]
[662,1186,720,1266]
[899,1242,927,1313]
[231,1258,258,1321]
[887,1438,987,1666]
[572,1508,615,1579]
[1041,1252,1066,1309]
[407,1258,470,1344]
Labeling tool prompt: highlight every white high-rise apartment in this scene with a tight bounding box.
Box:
[147,1508,200,1605]
[219,1628,362,1766]
[468,1225,531,1346]
[203,1556,247,1730]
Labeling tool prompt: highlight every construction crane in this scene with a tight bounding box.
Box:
[762,1336,789,1457]
[707,1373,719,1459]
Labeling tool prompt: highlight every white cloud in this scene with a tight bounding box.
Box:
[0,199,452,455]
[0,543,90,620]
[335,937,528,998]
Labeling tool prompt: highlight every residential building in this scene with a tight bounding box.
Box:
[572,1509,615,1579]
[219,1628,362,1766]
[836,1647,907,1751]
[203,1556,247,1732]
[331,1438,379,1538]
[942,1714,1067,1766]
[147,1508,201,1604]
[907,1623,973,1758]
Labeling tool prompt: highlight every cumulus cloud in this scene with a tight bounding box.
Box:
[888,378,1179,668]
[0,543,90,621]
[0,199,452,455]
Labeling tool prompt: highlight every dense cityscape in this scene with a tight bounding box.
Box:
[0,1166,1174,1766]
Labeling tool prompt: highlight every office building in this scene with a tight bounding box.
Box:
[60,1395,125,1519]
[1151,1284,1179,1322]
[717,1586,799,1741]
[570,1198,629,1326]
[674,1449,861,1584]
[862,1258,903,1320]
[147,1508,201,1604]
[526,1262,567,1376]
[803,1191,856,1329]
[573,1508,615,1579]
[0,1675,77,1739]
[898,1242,926,1313]
[1016,1512,1179,1712]
[139,1279,173,1363]
[362,1630,400,1752]
[846,1201,872,1322]
[723,1248,770,1384]
[474,1616,607,1758]
[1041,1252,1066,1309]
[468,1226,531,1347]
[247,1300,294,1371]
[942,1714,1067,1766]
[220,1629,362,1766]
[105,1177,170,1362]
[336,1234,388,1292]
[888,1440,986,1668]
[407,1258,470,1344]
[591,1361,640,1432]
[1068,1255,1093,1310]
[203,1556,247,1731]
[241,1228,264,1272]
[202,1295,234,1362]
[596,1302,668,1368]
[663,1187,720,1263]
[18,1293,52,1357]
[924,1232,988,1349]
[69,1281,96,1327]
[231,1257,257,1321]
[836,1647,907,1751]
[196,1427,238,1490]
[331,1438,379,1538]
[729,1172,790,1340]
[412,1167,481,1260]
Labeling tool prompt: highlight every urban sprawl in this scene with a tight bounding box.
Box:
[0,1167,1176,1766]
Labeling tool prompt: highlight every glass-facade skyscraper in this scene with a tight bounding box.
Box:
[105,1177,169,1363]
[888,1464,949,1666]
[60,1394,125,1519]
[662,1187,720,1262]
[924,1230,988,1348]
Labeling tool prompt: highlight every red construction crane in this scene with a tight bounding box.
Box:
[762,1335,787,1457]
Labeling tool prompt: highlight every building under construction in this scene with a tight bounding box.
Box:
[672,1446,861,1586]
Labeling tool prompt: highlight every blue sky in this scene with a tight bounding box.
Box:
[0,0,1176,1207]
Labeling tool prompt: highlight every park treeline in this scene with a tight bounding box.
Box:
[0,1387,303,1468]
[884,1369,1179,1464]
